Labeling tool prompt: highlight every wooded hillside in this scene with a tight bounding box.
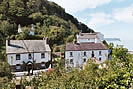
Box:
[0,0,94,60]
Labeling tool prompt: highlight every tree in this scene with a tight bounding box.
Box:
[18,46,133,89]
[0,21,16,37]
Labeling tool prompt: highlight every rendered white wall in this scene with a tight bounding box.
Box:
[77,38,102,43]
[7,52,51,65]
[77,38,95,43]
[65,50,108,67]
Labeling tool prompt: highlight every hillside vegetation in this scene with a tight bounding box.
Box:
[0,0,133,89]
[0,0,94,60]
[1,46,133,89]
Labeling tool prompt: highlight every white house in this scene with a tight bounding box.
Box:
[76,32,104,43]
[6,39,51,72]
[65,32,108,68]
[65,42,108,68]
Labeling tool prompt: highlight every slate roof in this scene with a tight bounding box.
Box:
[6,40,51,54]
[78,33,99,39]
[66,42,107,51]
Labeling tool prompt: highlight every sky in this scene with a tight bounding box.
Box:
[49,0,133,51]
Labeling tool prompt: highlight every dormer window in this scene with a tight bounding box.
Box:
[29,54,32,59]
[16,54,20,60]
[41,53,45,58]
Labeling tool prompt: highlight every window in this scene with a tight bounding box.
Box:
[83,58,86,62]
[29,54,32,59]
[16,64,21,70]
[99,51,102,56]
[84,52,86,56]
[16,54,20,60]
[99,57,101,61]
[41,53,45,58]
[92,51,94,57]
[70,59,73,64]
[70,52,73,57]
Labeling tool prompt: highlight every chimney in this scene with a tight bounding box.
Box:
[45,37,48,44]
[43,37,48,44]
[76,34,79,39]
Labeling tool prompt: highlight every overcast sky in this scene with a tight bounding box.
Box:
[49,0,133,51]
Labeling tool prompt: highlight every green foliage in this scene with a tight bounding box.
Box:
[0,0,93,58]
[29,12,44,22]
[0,45,132,89]
[0,62,13,78]
[0,62,14,89]
[17,46,133,89]
[0,21,16,37]
[0,46,6,61]
[113,45,128,60]
[48,26,67,45]
[1,0,132,89]
[16,27,29,40]
[0,77,15,89]
[8,0,26,17]
[66,35,75,43]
